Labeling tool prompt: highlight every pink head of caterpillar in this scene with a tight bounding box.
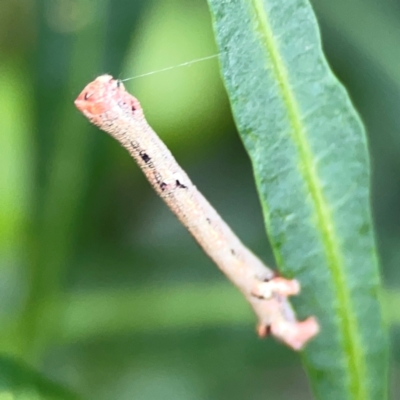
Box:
[75,75,142,127]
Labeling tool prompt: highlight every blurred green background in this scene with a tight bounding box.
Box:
[1,0,400,398]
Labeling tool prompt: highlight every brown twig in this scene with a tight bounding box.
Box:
[74,75,319,350]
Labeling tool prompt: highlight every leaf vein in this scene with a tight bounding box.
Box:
[250,0,367,398]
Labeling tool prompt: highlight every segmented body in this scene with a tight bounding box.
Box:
[74,75,319,349]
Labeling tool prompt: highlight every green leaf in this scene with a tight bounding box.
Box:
[206,0,388,399]
[58,283,251,343]
[0,355,81,400]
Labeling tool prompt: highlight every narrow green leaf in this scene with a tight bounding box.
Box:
[206,1,388,399]
[59,283,251,343]
[0,355,81,400]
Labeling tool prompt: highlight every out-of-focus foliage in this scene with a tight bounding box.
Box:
[0,0,399,398]
[0,356,80,400]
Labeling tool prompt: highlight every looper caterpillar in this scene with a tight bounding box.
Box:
[74,75,319,350]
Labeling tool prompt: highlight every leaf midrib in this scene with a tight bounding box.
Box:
[250,0,367,398]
